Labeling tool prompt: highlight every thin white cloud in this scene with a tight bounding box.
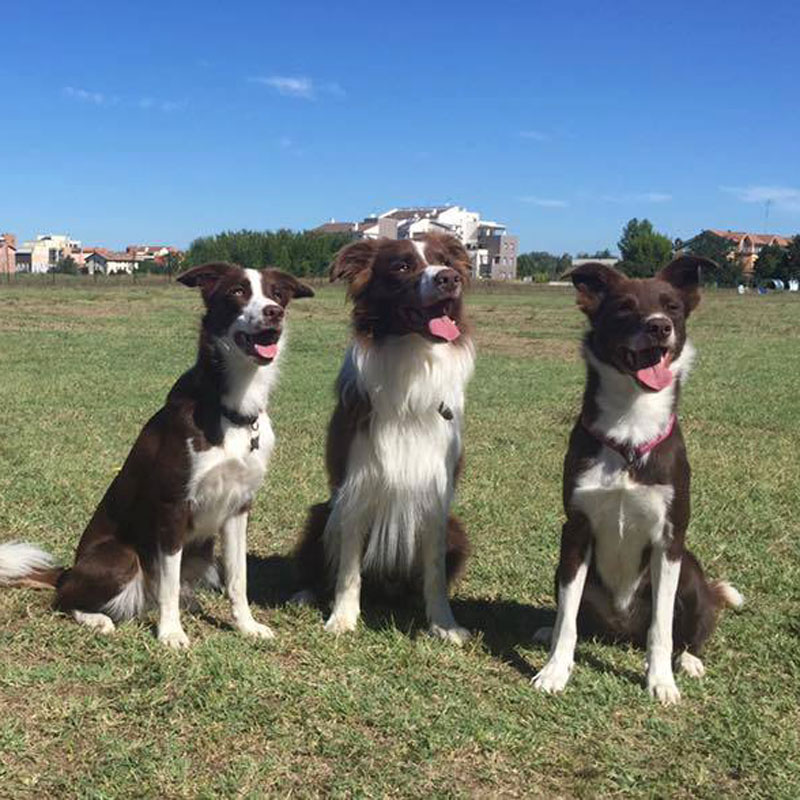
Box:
[519,130,548,141]
[519,195,569,208]
[250,75,315,98]
[63,86,105,105]
[138,97,186,112]
[721,185,800,213]
[248,75,344,100]
[601,192,672,204]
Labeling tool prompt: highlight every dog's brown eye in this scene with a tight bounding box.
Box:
[231,286,245,297]
[395,262,410,272]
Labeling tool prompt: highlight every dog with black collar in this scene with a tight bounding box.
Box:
[0,262,313,647]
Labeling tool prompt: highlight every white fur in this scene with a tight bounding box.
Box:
[324,334,475,641]
[679,650,705,678]
[715,580,744,609]
[101,571,147,621]
[533,545,591,693]
[221,512,274,639]
[157,549,188,648]
[0,541,55,585]
[646,546,682,704]
[585,340,694,450]
[186,412,275,542]
[73,610,116,634]
[572,450,674,613]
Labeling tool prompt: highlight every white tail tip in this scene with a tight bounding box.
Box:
[0,541,56,585]
[716,580,744,609]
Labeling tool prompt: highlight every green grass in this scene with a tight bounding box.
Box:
[1,278,799,798]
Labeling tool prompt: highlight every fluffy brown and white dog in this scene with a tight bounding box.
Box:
[294,234,474,643]
[532,257,743,703]
[0,262,313,647]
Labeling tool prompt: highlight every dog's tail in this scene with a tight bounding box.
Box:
[0,541,63,590]
[710,580,744,611]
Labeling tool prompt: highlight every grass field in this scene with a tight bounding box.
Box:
[1,277,799,798]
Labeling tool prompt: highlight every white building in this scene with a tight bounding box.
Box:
[17,234,82,273]
[316,205,518,279]
[84,250,137,275]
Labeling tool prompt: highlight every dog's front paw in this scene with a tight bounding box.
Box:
[324,610,359,635]
[429,623,471,646]
[238,620,275,640]
[532,658,572,694]
[158,627,190,650]
[647,674,681,705]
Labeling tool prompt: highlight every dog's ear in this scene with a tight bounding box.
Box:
[565,262,625,315]
[657,255,713,314]
[330,239,379,283]
[176,262,237,301]
[262,268,315,304]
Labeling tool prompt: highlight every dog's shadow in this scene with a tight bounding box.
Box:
[242,553,643,685]
[243,552,557,679]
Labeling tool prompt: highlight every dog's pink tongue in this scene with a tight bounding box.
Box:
[254,343,278,360]
[636,354,673,391]
[428,316,460,342]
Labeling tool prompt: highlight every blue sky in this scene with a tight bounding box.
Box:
[2,0,799,254]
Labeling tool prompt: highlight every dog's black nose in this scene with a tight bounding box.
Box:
[646,317,673,341]
[434,269,462,293]
[262,304,284,325]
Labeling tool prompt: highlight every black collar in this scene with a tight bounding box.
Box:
[221,405,259,427]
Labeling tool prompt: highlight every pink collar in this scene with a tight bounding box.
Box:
[581,413,677,464]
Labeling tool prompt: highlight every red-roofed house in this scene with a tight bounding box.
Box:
[706,229,793,274]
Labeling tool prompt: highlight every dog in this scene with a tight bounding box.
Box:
[0,262,313,647]
[532,256,743,703]
[293,233,474,643]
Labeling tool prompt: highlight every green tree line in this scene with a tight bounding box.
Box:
[184,229,355,276]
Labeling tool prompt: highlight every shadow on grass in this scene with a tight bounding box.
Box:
[245,553,298,607]
[243,552,650,685]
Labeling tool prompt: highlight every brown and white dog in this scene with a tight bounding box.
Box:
[294,234,474,643]
[533,257,742,703]
[0,262,313,647]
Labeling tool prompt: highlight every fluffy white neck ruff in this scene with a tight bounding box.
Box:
[344,334,475,417]
[215,329,285,418]
[585,340,695,447]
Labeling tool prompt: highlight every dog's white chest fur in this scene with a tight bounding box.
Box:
[333,336,474,574]
[186,413,275,538]
[572,450,673,611]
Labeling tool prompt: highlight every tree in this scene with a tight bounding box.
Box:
[681,231,741,287]
[575,248,613,259]
[55,255,78,275]
[783,235,800,279]
[754,243,787,283]
[617,218,672,277]
[517,251,572,280]
[183,229,355,277]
